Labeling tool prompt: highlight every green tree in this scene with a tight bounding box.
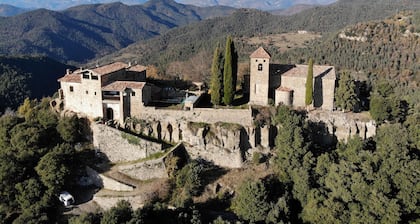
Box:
[231,179,270,223]
[101,200,133,224]
[210,43,223,106]
[369,94,390,122]
[35,144,75,193]
[305,58,314,107]
[57,115,80,143]
[69,213,100,224]
[222,36,237,106]
[15,178,44,210]
[335,71,358,111]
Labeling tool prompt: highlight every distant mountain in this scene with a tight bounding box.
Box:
[177,0,337,11]
[102,0,420,65]
[0,4,30,17]
[270,4,315,16]
[0,0,235,64]
[1,0,337,11]
[0,56,71,111]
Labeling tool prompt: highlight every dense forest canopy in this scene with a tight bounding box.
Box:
[0,98,88,223]
[0,56,71,112]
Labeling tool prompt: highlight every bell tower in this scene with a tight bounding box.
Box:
[249,47,271,105]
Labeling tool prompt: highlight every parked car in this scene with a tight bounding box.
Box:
[59,191,74,206]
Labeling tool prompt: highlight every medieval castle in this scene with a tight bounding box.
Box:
[58,47,336,123]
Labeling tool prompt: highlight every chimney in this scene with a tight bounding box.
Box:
[128,61,132,67]
[66,69,70,75]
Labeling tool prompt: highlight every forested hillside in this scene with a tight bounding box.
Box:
[0,99,88,223]
[276,11,420,82]
[102,0,420,78]
[0,57,71,112]
[0,0,234,64]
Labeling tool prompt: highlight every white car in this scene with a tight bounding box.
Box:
[59,191,75,206]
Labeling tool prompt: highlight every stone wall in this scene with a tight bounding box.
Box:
[118,158,167,181]
[307,110,376,143]
[99,174,135,191]
[182,123,248,168]
[84,167,135,191]
[138,107,253,126]
[92,123,163,163]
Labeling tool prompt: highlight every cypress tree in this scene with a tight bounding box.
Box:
[210,43,223,106]
[305,58,314,106]
[223,36,235,106]
[335,71,358,111]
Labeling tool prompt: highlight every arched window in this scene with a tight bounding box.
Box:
[258,64,263,71]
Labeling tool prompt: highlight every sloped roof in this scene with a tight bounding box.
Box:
[91,62,128,75]
[128,65,147,72]
[276,86,293,92]
[281,64,336,80]
[250,47,271,59]
[58,73,81,83]
[102,81,146,91]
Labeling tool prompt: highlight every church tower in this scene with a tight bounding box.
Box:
[249,47,271,105]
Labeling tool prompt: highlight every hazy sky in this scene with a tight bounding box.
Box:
[0,0,338,10]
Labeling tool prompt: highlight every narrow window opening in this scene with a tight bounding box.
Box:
[258,64,263,71]
[132,92,136,96]
[69,86,74,92]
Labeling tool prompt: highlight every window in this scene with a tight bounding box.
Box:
[94,92,97,95]
[258,64,263,71]
[131,92,136,96]
[91,75,98,80]
[82,73,90,79]
[86,90,88,94]
[69,86,74,92]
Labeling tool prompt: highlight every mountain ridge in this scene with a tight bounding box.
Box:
[0,0,235,64]
[0,4,30,17]
[1,0,336,11]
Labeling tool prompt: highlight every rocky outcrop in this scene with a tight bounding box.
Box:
[182,122,249,168]
[307,110,376,143]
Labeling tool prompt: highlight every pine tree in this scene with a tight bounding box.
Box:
[305,58,314,107]
[223,36,236,106]
[335,71,358,111]
[210,43,223,106]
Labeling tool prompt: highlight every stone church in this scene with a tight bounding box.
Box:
[249,47,336,110]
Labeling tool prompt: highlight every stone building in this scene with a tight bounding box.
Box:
[249,47,336,110]
[58,62,152,121]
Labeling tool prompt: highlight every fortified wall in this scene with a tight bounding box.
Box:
[90,107,376,169]
[127,107,255,168]
[92,123,163,163]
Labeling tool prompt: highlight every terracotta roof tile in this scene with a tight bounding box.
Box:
[128,65,147,72]
[58,73,81,83]
[277,86,293,92]
[92,62,128,75]
[281,64,336,80]
[250,47,271,59]
[102,81,146,91]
